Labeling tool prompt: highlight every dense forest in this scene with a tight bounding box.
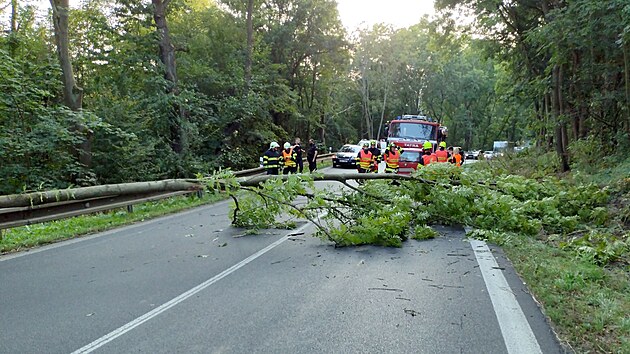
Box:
[1,0,629,194]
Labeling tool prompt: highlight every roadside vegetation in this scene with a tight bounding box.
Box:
[1,152,627,352]
[0,193,225,254]
[474,151,629,353]
[227,146,629,353]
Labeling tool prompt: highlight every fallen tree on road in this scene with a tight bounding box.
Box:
[0,180,202,209]
[206,166,483,247]
[207,164,622,255]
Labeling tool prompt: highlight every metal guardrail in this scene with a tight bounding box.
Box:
[0,153,334,232]
[0,191,191,230]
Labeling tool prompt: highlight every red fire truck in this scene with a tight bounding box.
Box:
[385,115,448,174]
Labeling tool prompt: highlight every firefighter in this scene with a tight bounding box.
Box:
[263,142,281,175]
[282,142,297,174]
[369,140,381,173]
[356,142,373,173]
[382,143,403,174]
[435,141,449,163]
[419,141,437,166]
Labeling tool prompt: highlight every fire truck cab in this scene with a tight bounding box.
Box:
[386,115,447,150]
[385,115,448,173]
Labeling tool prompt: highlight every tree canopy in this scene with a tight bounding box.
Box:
[1,0,628,193]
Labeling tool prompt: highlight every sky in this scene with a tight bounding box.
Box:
[18,0,436,30]
[335,0,436,30]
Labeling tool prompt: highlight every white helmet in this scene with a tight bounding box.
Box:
[270,141,279,149]
[284,142,291,149]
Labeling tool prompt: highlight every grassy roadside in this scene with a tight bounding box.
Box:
[476,152,630,353]
[0,192,227,254]
[502,236,629,353]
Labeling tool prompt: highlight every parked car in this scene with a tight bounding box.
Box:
[332,144,361,168]
[466,150,480,160]
[483,151,494,160]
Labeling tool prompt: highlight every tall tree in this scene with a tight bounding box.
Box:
[152,0,187,155]
[50,0,81,111]
[50,0,92,175]
[11,0,17,33]
[245,0,254,90]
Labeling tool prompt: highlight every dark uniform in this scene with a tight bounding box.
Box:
[294,142,304,173]
[263,148,281,175]
[369,143,381,173]
[307,140,318,173]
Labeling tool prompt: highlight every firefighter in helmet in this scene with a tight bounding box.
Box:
[263,141,281,175]
[435,141,449,163]
[419,141,437,166]
[368,140,381,172]
[356,142,374,173]
[383,143,403,174]
[282,142,297,174]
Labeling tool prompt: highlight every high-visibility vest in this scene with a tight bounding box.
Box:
[435,149,448,162]
[454,154,462,167]
[422,153,437,166]
[384,149,400,170]
[356,150,373,169]
[282,148,296,167]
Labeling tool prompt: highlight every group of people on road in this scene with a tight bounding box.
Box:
[356,140,403,174]
[357,140,464,174]
[263,137,464,176]
[262,138,319,175]
[420,141,464,167]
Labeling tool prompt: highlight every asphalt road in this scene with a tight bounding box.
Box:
[0,167,569,354]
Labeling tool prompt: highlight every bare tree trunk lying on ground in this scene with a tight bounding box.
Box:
[0,173,449,209]
[0,180,202,208]
[237,173,438,187]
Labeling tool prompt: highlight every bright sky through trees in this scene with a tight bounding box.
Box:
[22,0,435,30]
[336,0,435,29]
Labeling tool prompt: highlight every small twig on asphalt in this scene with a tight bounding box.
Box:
[271,257,291,265]
[404,309,420,317]
[368,288,403,292]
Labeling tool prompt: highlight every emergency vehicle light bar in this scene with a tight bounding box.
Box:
[397,114,434,122]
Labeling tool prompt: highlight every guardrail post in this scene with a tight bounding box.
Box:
[0,229,4,241]
[127,205,134,213]
[196,190,204,199]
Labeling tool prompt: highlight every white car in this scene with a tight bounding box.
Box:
[465,150,480,160]
[483,151,494,160]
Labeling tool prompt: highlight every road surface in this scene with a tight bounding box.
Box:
[0,167,569,353]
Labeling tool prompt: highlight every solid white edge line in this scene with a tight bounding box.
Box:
[470,239,543,354]
[71,217,322,354]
